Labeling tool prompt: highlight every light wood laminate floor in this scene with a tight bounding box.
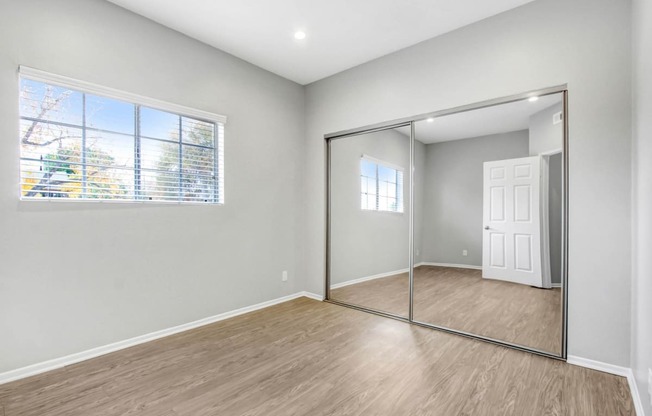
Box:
[331,265,562,353]
[0,297,632,415]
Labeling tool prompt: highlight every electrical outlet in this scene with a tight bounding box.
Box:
[462,250,468,256]
[282,271,288,282]
[553,111,563,125]
[416,249,420,256]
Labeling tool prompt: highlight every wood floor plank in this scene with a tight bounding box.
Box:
[331,265,562,353]
[0,297,634,416]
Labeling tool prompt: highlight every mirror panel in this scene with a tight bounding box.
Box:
[328,126,410,318]
[412,93,564,354]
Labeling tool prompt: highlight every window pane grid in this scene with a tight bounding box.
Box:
[19,78,223,204]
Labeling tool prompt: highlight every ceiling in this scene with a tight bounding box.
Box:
[106,0,535,85]
[398,94,562,143]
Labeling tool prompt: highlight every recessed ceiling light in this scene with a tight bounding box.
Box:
[426,118,435,123]
[294,31,306,40]
[528,96,539,102]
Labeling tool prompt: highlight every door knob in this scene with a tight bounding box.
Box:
[484,226,490,230]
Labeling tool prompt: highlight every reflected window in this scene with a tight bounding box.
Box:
[19,77,224,204]
[360,156,403,213]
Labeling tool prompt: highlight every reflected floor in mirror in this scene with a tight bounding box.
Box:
[330,271,410,318]
[330,265,562,353]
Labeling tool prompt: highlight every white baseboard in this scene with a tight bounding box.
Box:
[567,355,645,415]
[300,291,323,301]
[330,263,482,290]
[331,268,409,289]
[418,262,482,270]
[0,291,322,386]
[567,355,631,377]
[629,374,646,416]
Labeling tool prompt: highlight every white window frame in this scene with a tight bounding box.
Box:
[360,154,404,213]
[17,66,227,204]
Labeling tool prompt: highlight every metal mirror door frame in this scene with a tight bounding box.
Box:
[325,85,569,360]
[325,121,413,323]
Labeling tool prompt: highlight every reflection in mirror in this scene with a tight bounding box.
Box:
[412,93,564,354]
[329,127,410,318]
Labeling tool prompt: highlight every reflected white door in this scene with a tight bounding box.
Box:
[482,156,543,287]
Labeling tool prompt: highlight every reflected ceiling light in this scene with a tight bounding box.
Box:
[528,96,539,102]
[426,118,435,123]
[294,31,306,40]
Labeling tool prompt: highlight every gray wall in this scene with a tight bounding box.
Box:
[529,103,564,156]
[330,129,413,284]
[419,131,529,266]
[632,0,652,412]
[0,0,305,374]
[304,0,632,366]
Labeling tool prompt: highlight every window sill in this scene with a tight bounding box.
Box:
[360,208,404,215]
[19,197,223,207]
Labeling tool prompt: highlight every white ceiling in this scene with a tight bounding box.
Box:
[106,0,536,85]
[400,94,562,143]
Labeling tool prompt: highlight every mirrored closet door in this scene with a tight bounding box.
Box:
[327,125,411,318]
[326,87,567,358]
[412,92,565,355]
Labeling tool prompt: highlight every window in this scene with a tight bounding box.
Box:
[360,156,404,212]
[18,67,225,204]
